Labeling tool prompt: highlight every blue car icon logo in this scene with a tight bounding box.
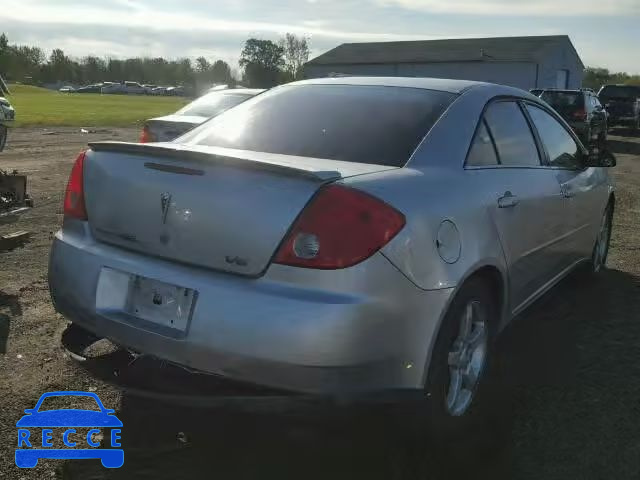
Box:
[16,391,123,468]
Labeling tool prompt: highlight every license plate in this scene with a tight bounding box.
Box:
[126,275,196,331]
[96,268,196,332]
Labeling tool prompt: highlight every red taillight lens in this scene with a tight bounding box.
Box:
[63,151,88,220]
[274,185,405,269]
[139,125,156,143]
[573,108,587,120]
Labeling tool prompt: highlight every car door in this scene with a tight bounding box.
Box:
[524,103,610,263]
[467,100,568,313]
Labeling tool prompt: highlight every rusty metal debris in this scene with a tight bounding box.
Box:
[0,168,33,224]
[0,230,30,252]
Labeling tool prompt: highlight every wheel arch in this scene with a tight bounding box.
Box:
[420,261,508,387]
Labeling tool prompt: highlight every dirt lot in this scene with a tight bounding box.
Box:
[1,126,640,479]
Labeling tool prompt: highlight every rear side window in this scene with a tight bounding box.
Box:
[177,93,253,118]
[466,120,498,166]
[484,102,540,166]
[185,84,457,166]
[525,105,582,169]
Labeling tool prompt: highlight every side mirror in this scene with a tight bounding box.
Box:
[585,149,616,168]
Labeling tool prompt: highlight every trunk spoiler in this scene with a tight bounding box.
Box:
[88,141,342,182]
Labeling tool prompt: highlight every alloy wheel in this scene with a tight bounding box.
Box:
[446,300,488,417]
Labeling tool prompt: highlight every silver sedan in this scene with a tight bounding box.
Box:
[49,77,615,436]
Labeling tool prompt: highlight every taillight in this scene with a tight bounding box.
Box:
[274,185,405,269]
[139,124,156,143]
[63,151,88,220]
[573,108,587,120]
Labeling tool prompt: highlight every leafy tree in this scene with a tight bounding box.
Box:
[211,59,232,84]
[48,49,73,82]
[280,33,309,80]
[81,56,107,83]
[195,56,211,74]
[239,38,284,88]
[583,67,640,90]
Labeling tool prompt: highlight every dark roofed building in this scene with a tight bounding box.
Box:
[304,35,584,90]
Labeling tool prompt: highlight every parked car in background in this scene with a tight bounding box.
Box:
[100,82,123,94]
[150,86,168,95]
[123,81,146,95]
[50,78,616,450]
[76,84,104,94]
[165,86,185,96]
[100,81,146,95]
[536,89,607,146]
[142,84,158,94]
[598,84,640,130]
[140,88,263,142]
[59,86,76,93]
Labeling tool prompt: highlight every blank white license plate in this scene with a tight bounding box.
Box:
[96,268,196,331]
[126,275,196,331]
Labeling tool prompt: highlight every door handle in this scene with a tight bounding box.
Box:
[497,191,519,208]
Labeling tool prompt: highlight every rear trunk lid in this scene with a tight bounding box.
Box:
[84,142,397,276]
[146,115,208,142]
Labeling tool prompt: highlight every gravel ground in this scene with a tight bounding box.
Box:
[1,126,640,479]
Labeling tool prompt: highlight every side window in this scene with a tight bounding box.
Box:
[466,120,499,166]
[525,104,582,169]
[484,101,541,166]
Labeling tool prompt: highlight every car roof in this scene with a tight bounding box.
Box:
[539,89,584,94]
[288,76,485,94]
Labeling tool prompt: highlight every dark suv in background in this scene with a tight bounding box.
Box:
[532,88,607,147]
[598,84,640,131]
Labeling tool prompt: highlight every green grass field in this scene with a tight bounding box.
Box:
[6,84,188,127]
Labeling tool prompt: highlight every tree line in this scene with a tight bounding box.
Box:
[3,31,637,91]
[582,67,640,90]
[0,32,310,90]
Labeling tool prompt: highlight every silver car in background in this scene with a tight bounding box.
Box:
[140,88,264,143]
[49,77,615,443]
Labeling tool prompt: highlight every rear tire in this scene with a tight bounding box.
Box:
[586,203,613,275]
[582,127,593,148]
[598,128,608,150]
[419,278,504,456]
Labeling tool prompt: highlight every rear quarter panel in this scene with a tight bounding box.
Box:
[343,84,518,321]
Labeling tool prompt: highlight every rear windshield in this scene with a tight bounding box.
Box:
[540,91,584,109]
[599,86,640,99]
[184,84,456,166]
[178,92,254,118]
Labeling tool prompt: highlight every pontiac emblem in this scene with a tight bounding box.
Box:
[160,192,172,224]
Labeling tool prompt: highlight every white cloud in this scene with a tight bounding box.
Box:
[377,0,639,16]
[0,0,420,42]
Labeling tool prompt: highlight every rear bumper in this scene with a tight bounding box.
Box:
[49,221,453,395]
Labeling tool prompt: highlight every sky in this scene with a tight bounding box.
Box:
[1,0,639,74]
